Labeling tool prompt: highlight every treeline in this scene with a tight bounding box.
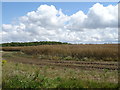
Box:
[1,41,69,47]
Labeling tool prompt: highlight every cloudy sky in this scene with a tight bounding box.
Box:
[1,2,118,44]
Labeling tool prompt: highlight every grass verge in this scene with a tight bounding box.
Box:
[2,61,118,88]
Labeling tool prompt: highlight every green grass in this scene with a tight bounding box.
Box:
[2,61,118,88]
[3,74,118,88]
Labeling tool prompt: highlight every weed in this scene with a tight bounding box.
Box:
[2,62,118,88]
[64,56,73,60]
[2,60,7,65]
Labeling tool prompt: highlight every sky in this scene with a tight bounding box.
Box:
[1,2,119,44]
[2,2,118,24]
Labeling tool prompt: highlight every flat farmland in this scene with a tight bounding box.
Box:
[2,44,119,61]
[2,44,119,88]
[2,52,118,70]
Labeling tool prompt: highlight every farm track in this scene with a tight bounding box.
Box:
[36,60,118,66]
[3,54,118,71]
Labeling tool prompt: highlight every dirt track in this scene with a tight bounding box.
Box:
[2,52,118,71]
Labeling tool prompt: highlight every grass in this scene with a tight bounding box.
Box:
[2,44,118,61]
[2,44,119,88]
[2,61,118,88]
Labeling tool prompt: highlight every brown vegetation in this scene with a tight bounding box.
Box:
[2,44,118,61]
[2,47,22,51]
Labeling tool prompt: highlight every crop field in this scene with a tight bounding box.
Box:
[2,44,119,61]
[1,44,119,88]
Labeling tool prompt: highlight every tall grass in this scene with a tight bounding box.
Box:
[2,62,118,88]
[2,44,118,61]
[2,47,22,51]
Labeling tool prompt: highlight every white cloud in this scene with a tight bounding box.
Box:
[1,3,118,43]
[85,3,118,29]
[66,11,87,31]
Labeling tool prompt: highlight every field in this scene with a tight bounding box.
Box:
[2,44,119,61]
[1,44,119,88]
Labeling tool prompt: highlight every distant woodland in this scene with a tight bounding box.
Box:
[1,41,69,47]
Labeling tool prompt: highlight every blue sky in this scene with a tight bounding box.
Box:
[1,2,118,43]
[2,2,117,24]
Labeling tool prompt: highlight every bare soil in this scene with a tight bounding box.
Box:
[2,51,118,71]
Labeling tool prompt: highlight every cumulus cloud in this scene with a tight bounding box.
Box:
[85,3,118,29]
[1,3,118,43]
